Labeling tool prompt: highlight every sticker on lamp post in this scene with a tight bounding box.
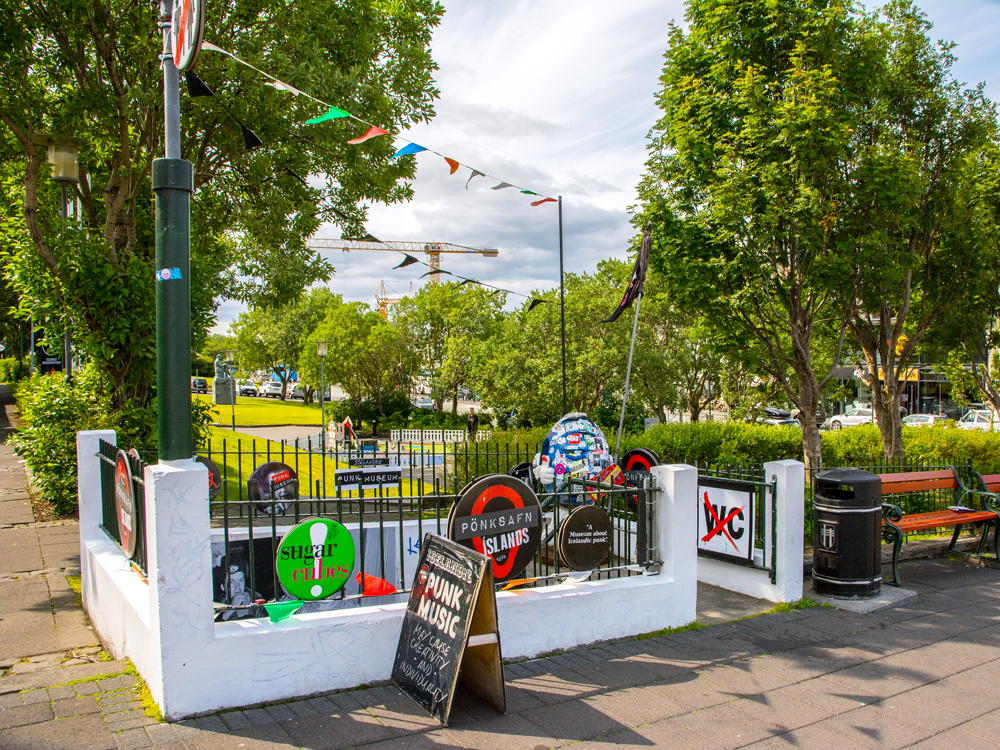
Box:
[114,450,137,560]
[275,518,355,600]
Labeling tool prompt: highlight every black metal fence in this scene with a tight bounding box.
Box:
[201,438,656,621]
[98,439,148,576]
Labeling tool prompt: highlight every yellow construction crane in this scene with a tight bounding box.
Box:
[305,238,499,285]
[375,281,413,319]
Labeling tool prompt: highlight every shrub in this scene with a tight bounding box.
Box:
[0,356,26,383]
[626,420,804,465]
[11,368,109,514]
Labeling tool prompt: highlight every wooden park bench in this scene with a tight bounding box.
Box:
[880,468,999,586]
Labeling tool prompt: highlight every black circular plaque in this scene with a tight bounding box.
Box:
[196,455,223,501]
[247,461,298,514]
[448,474,542,583]
[556,504,613,571]
[114,450,137,560]
[621,448,662,473]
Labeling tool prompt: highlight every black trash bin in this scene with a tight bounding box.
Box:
[813,468,882,598]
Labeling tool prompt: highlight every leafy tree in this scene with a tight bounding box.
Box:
[232,288,334,399]
[639,0,886,471]
[300,299,415,422]
[843,2,997,457]
[0,0,443,442]
[470,260,631,427]
[395,281,503,411]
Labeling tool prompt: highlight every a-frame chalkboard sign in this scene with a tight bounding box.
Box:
[391,533,505,726]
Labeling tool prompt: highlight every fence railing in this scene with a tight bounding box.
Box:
[201,437,655,621]
[98,439,148,577]
[389,429,491,443]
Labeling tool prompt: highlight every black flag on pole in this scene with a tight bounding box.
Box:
[601,224,651,323]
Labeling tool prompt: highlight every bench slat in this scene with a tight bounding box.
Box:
[879,477,957,494]
[884,509,997,533]
[980,474,1000,492]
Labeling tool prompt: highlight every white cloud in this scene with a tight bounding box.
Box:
[214,0,1000,332]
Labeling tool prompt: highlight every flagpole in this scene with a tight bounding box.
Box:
[559,195,567,415]
[614,292,642,464]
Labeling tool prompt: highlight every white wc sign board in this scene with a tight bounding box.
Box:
[697,478,755,565]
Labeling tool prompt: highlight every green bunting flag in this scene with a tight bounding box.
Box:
[306,106,350,125]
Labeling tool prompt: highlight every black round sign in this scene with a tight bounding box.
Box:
[448,474,542,583]
[114,450,137,560]
[247,461,298,514]
[196,455,223,501]
[556,504,614,571]
[621,448,661,472]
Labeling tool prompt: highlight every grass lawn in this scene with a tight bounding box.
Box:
[195,394,326,426]
[199,426,427,504]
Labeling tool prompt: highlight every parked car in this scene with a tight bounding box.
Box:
[288,385,305,400]
[763,418,801,428]
[411,397,434,409]
[261,381,284,398]
[828,407,873,430]
[902,413,947,428]
[958,409,998,431]
[190,377,208,394]
[238,380,258,397]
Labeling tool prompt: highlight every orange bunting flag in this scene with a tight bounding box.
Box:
[444,157,460,174]
[531,197,557,206]
[348,126,388,144]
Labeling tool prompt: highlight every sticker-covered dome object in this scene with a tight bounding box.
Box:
[540,413,612,496]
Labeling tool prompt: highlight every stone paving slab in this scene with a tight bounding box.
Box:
[0,526,43,573]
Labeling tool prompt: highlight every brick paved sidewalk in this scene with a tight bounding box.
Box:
[2,382,998,749]
[1,555,997,749]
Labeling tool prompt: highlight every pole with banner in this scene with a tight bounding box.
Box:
[155,0,204,460]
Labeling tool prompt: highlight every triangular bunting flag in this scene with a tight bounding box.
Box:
[278,167,308,186]
[268,80,305,97]
[306,106,350,124]
[419,269,453,279]
[527,298,550,312]
[393,254,420,269]
[520,190,537,196]
[457,278,477,286]
[466,169,485,189]
[444,157,460,174]
[492,182,515,190]
[184,71,215,97]
[531,198,557,206]
[392,143,428,159]
[348,126,388,144]
[241,125,263,150]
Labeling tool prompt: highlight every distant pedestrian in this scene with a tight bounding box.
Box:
[467,408,479,441]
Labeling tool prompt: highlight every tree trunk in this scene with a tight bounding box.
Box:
[452,391,458,414]
[859,347,905,459]
[801,418,823,476]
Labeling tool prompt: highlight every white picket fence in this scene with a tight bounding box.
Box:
[390,429,490,443]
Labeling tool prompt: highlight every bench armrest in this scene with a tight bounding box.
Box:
[881,502,904,523]
[961,488,1000,514]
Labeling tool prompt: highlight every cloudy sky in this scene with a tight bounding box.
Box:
[213,0,1000,332]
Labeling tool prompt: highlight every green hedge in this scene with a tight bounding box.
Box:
[623,420,805,466]
[0,357,27,383]
[822,424,1000,474]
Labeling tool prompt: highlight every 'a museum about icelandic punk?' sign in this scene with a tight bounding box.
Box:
[697,479,756,565]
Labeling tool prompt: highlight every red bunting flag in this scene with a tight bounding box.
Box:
[531,197,557,206]
[348,126,388,144]
[444,157,460,174]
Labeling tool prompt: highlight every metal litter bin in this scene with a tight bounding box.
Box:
[813,468,882,598]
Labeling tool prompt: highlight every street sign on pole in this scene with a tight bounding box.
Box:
[171,0,206,71]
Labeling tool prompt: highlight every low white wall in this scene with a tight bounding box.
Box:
[78,431,698,720]
[696,460,804,603]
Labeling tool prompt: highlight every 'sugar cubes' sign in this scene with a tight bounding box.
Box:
[274,518,355,599]
[392,534,504,726]
[697,477,756,565]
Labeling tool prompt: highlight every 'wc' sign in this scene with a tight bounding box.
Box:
[696,477,756,566]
